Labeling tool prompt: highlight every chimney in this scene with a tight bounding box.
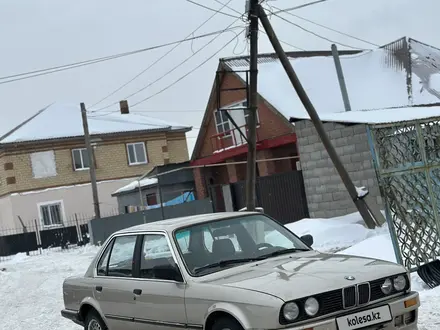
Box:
[119,100,129,114]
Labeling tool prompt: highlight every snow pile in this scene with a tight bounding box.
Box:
[283,212,389,253]
[113,177,158,194]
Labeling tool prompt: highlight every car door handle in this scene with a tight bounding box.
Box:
[133,289,142,295]
[95,286,103,292]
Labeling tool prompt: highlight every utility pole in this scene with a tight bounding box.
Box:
[245,0,259,212]
[331,44,352,112]
[257,5,377,229]
[80,103,101,219]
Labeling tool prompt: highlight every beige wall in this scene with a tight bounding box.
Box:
[0,133,189,195]
[0,177,136,231]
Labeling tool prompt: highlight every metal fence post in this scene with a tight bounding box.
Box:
[34,219,42,254]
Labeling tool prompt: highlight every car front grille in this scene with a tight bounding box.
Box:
[279,273,410,325]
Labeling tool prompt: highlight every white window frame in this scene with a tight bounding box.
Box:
[37,200,65,228]
[71,148,90,171]
[126,142,148,165]
[214,110,232,137]
[216,100,260,138]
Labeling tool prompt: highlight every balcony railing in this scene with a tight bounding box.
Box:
[210,124,260,153]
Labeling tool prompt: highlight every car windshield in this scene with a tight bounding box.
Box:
[173,214,310,276]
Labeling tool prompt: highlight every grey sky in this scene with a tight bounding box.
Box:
[1,0,439,155]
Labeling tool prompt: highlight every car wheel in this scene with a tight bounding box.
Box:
[212,317,243,330]
[85,311,107,330]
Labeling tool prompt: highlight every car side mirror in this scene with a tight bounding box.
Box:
[153,264,184,282]
[301,234,314,247]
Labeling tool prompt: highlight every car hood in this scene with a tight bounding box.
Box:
[199,251,407,301]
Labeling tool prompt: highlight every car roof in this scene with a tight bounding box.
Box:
[114,211,260,235]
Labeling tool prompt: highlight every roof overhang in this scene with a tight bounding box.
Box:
[191,133,296,166]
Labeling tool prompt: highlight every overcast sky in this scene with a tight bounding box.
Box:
[1,0,439,155]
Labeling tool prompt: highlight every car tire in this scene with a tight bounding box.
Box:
[84,311,107,330]
[212,316,243,330]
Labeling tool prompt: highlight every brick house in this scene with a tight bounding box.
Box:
[192,36,440,219]
[0,102,190,230]
[190,50,360,210]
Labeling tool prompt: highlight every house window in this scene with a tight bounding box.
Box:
[146,193,157,206]
[214,110,231,136]
[72,148,90,170]
[39,201,64,227]
[127,142,148,165]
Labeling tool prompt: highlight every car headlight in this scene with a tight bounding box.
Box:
[304,297,319,316]
[283,302,300,321]
[381,278,393,294]
[394,275,407,291]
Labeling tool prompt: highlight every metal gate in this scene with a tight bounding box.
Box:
[368,118,440,272]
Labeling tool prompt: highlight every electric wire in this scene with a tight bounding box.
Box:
[0,27,242,86]
[90,0,237,108]
[270,4,380,48]
[269,11,364,50]
[130,29,246,108]
[185,0,240,19]
[91,17,245,112]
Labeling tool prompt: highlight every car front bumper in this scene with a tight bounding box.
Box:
[61,309,84,327]
[277,291,419,330]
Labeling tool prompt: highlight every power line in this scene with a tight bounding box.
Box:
[186,0,241,19]
[271,4,379,47]
[90,0,237,108]
[130,29,246,108]
[0,27,243,86]
[271,0,330,14]
[268,10,364,50]
[91,17,244,112]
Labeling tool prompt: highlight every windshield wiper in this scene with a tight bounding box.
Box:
[194,257,263,274]
[259,247,310,260]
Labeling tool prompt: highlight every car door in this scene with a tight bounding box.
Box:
[133,232,187,329]
[94,234,139,330]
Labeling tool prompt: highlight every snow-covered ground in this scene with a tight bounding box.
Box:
[1,212,439,329]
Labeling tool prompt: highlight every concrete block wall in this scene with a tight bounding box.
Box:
[296,120,382,218]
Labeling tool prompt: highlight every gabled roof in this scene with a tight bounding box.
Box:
[226,37,440,123]
[0,103,191,144]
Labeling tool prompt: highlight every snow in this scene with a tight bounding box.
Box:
[30,150,57,178]
[0,103,191,144]
[113,177,158,194]
[356,186,369,198]
[291,105,440,124]
[1,212,440,329]
[10,177,137,196]
[229,39,440,124]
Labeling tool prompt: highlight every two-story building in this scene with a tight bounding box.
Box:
[0,102,191,231]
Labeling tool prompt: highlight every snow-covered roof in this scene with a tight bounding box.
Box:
[113,177,158,195]
[0,103,191,144]
[224,38,440,124]
[290,105,440,125]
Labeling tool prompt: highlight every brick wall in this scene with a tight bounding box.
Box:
[0,132,189,195]
[296,120,382,218]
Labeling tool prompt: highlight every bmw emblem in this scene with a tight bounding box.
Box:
[345,275,355,281]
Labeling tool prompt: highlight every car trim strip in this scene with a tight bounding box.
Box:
[105,314,202,329]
